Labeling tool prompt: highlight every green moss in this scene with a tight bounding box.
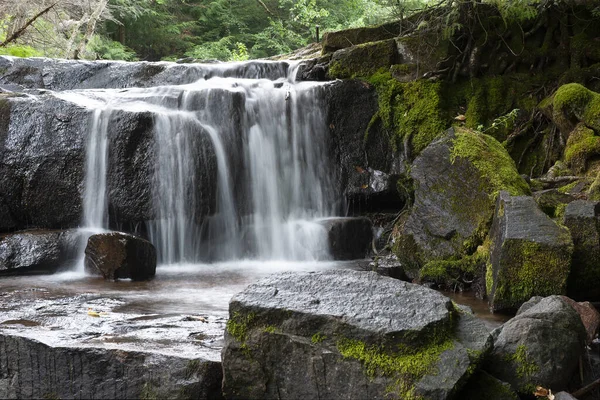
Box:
[263,325,278,334]
[450,128,531,198]
[226,312,256,344]
[504,344,539,393]
[558,181,579,194]
[420,241,489,289]
[552,83,600,132]
[337,337,454,399]
[311,332,327,344]
[492,239,571,309]
[564,124,600,173]
[367,71,448,155]
[140,382,158,400]
[329,39,398,79]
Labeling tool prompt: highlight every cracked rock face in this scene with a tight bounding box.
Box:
[222,270,491,400]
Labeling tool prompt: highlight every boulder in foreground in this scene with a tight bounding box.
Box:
[222,270,491,399]
[487,191,573,312]
[84,232,156,281]
[484,296,586,395]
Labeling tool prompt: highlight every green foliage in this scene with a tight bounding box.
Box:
[87,35,138,61]
[0,45,42,58]
[185,37,234,61]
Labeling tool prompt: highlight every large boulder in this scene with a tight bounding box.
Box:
[487,192,573,312]
[563,200,600,300]
[393,128,530,278]
[84,232,156,281]
[329,39,400,79]
[0,230,81,275]
[317,217,373,260]
[484,296,586,395]
[222,270,491,399]
[0,333,222,400]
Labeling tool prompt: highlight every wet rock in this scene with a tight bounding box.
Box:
[222,270,491,399]
[0,230,81,275]
[555,392,579,400]
[317,217,373,260]
[0,333,223,400]
[563,200,600,300]
[394,128,529,278]
[560,296,600,344]
[487,192,573,312]
[484,296,586,395]
[324,80,402,212]
[329,39,399,79]
[84,232,156,281]
[345,167,405,213]
[0,55,294,90]
[0,95,87,231]
[369,253,407,280]
[458,370,519,400]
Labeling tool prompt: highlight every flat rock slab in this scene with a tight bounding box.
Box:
[222,270,492,399]
[0,279,225,399]
[229,270,453,347]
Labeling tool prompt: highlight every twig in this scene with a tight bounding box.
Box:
[0,3,57,47]
[256,0,276,18]
[572,377,600,398]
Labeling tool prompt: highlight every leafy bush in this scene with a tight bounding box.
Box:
[86,35,138,61]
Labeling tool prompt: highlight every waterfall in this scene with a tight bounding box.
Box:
[58,61,338,265]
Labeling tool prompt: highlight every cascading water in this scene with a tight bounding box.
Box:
[58,61,338,266]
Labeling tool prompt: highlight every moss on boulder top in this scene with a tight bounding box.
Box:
[322,20,404,53]
[329,40,399,79]
[543,83,600,136]
[393,127,529,277]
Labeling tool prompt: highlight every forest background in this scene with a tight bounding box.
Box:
[0,0,418,62]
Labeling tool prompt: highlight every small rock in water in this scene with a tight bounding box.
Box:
[84,232,156,281]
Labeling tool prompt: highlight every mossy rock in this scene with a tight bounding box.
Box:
[367,71,448,157]
[564,122,600,174]
[393,128,529,275]
[544,83,600,137]
[487,192,573,312]
[329,39,399,80]
[222,270,492,400]
[563,200,600,300]
[322,20,403,53]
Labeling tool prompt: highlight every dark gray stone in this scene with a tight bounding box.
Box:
[563,200,600,300]
[394,129,529,278]
[222,270,491,399]
[0,230,81,275]
[84,232,156,281]
[487,192,573,312]
[484,296,586,395]
[317,217,373,260]
[555,392,579,400]
[458,370,519,400]
[0,333,223,400]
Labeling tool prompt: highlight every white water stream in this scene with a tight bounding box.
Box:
[55,61,338,267]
